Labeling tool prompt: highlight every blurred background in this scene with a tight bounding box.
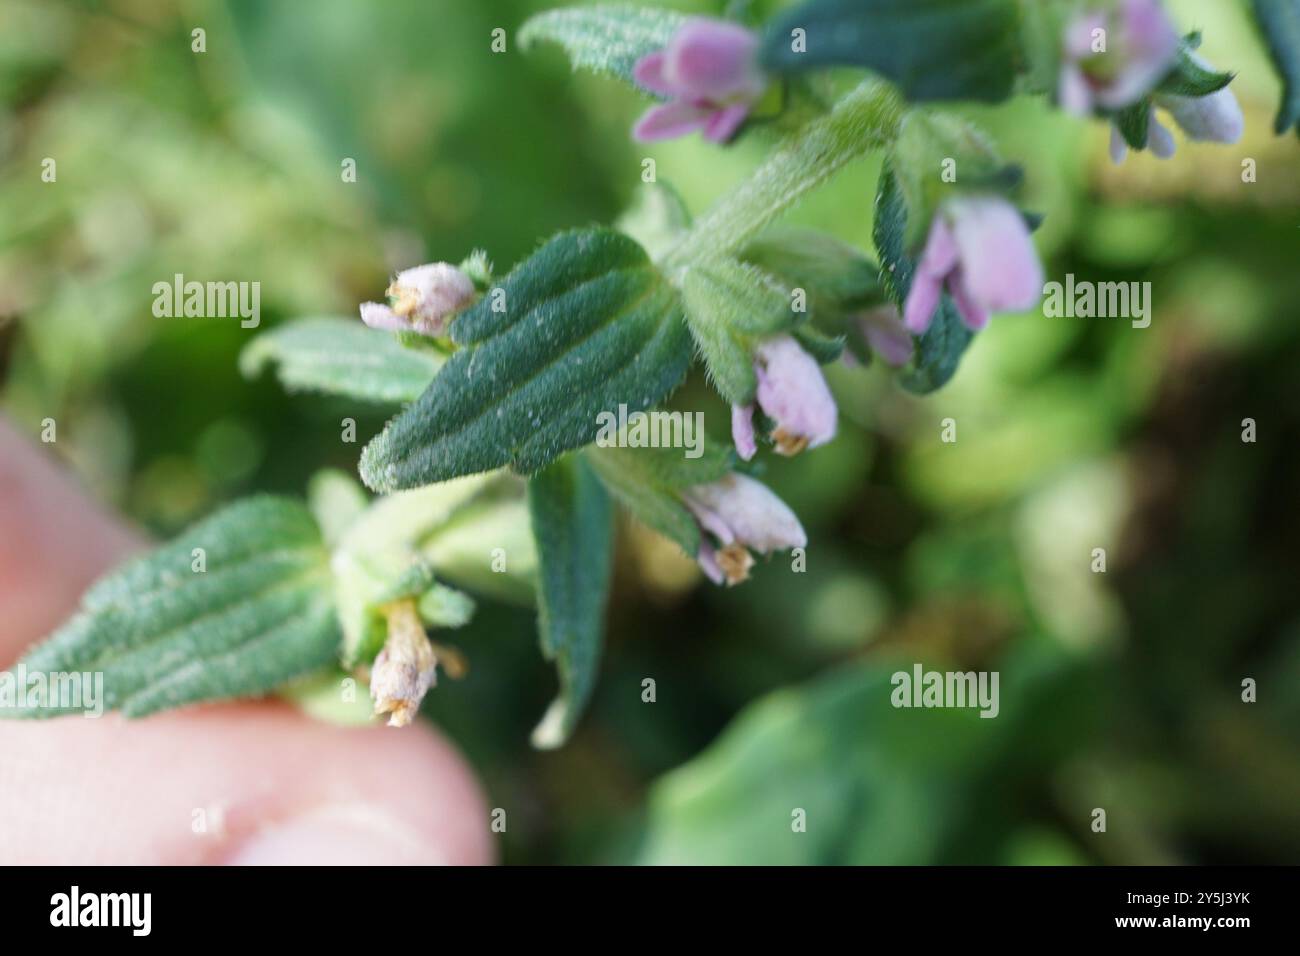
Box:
[2,0,1298,864]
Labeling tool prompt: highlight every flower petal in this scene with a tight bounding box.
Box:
[1147,110,1177,157]
[633,100,712,142]
[946,271,991,332]
[947,197,1044,314]
[632,50,675,96]
[859,306,914,366]
[360,302,408,332]
[731,403,758,460]
[754,336,837,453]
[684,474,806,554]
[704,103,751,143]
[1159,88,1244,144]
[1109,123,1130,164]
[666,18,763,101]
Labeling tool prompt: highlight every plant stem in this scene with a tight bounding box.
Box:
[665,80,904,274]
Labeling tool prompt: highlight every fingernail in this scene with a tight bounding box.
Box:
[225,804,448,865]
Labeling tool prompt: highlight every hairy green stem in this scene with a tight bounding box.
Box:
[665,80,905,273]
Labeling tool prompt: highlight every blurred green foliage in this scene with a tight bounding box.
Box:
[2,0,1298,864]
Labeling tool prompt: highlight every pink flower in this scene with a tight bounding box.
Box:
[1058,0,1180,115]
[360,262,476,337]
[903,197,1044,335]
[857,305,913,367]
[682,474,806,586]
[1108,70,1243,165]
[731,335,837,460]
[632,19,766,144]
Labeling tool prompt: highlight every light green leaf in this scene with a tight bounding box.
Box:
[359,228,692,492]
[637,662,989,864]
[6,497,338,718]
[528,456,614,748]
[760,0,1021,103]
[680,257,795,406]
[873,161,972,393]
[1251,0,1300,134]
[519,4,687,90]
[740,226,884,339]
[307,468,370,548]
[240,317,443,403]
[616,180,693,262]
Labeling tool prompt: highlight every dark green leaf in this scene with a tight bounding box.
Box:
[528,456,614,748]
[1156,34,1235,98]
[240,317,443,404]
[760,0,1021,103]
[872,162,972,393]
[6,497,338,718]
[1252,0,1300,134]
[1114,100,1151,150]
[359,229,692,492]
[519,4,687,92]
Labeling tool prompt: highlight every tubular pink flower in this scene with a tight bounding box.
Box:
[682,474,806,586]
[359,261,476,337]
[1058,0,1179,115]
[730,335,837,460]
[903,197,1044,336]
[633,19,766,144]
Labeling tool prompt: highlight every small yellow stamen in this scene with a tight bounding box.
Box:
[386,282,419,318]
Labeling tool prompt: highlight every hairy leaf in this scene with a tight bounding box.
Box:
[519,4,687,91]
[240,317,443,403]
[360,229,692,492]
[6,497,338,718]
[528,456,614,748]
[760,0,1021,103]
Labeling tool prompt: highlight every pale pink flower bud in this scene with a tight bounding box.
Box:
[903,197,1044,335]
[633,19,766,144]
[1156,52,1244,145]
[682,474,806,586]
[730,335,837,460]
[1058,0,1179,114]
[359,261,476,337]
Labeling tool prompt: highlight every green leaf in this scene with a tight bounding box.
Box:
[6,497,338,718]
[586,442,731,555]
[637,662,993,864]
[741,226,884,315]
[681,258,794,406]
[872,162,972,393]
[240,317,444,404]
[637,649,1102,864]
[760,0,1021,104]
[519,4,687,91]
[1156,37,1235,98]
[527,456,614,748]
[616,180,693,262]
[359,229,692,492]
[1252,0,1300,134]
[307,468,369,548]
[1114,100,1151,151]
